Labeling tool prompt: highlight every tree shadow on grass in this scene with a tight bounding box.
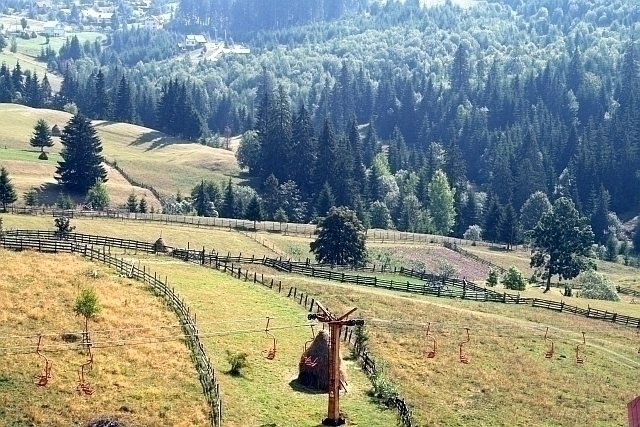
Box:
[288,378,326,395]
[36,182,85,207]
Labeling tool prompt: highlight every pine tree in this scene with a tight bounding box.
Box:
[262,174,280,219]
[29,119,54,154]
[483,197,502,243]
[40,74,52,104]
[451,43,471,94]
[316,182,336,218]
[115,75,136,123]
[126,191,138,213]
[590,184,610,244]
[245,194,263,228]
[498,203,519,249]
[0,166,18,211]
[55,114,107,195]
[313,118,340,196]
[310,207,367,267]
[138,197,148,213]
[93,69,110,119]
[290,104,316,197]
[193,180,214,216]
[222,178,235,218]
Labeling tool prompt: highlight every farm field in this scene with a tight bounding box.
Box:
[0,249,209,426]
[0,214,274,255]
[13,32,105,58]
[122,257,398,427]
[2,217,640,426]
[0,104,243,198]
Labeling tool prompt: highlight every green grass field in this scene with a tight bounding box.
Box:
[0,105,243,200]
[13,32,104,58]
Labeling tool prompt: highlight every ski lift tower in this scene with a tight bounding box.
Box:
[308,303,364,426]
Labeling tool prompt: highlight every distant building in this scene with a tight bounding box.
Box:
[42,21,66,37]
[34,0,52,14]
[144,15,163,30]
[82,9,114,24]
[185,34,206,48]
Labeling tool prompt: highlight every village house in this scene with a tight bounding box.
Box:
[144,15,163,30]
[34,0,52,14]
[185,34,207,48]
[81,9,114,24]
[42,21,66,37]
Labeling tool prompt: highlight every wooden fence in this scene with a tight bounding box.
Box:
[443,241,507,274]
[0,237,222,426]
[5,230,158,253]
[617,286,640,298]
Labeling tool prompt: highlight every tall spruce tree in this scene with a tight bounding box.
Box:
[55,114,107,195]
[0,166,18,211]
[29,119,54,153]
[92,70,110,119]
[316,182,336,218]
[114,75,135,123]
[222,178,235,218]
[290,104,316,197]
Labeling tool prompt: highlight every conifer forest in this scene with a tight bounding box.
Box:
[1,0,640,244]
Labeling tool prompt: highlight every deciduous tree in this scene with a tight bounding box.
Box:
[428,170,455,235]
[530,197,595,293]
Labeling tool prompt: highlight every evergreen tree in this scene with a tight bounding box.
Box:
[451,43,471,94]
[290,103,316,196]
[428,170,456,235]
[315,182,336,218]
[633,218,640,255]
[483,197,502,242]
[193,180,214,216]
[530,197,595,293]
[29,119,54,153]
[93,69,110,119]
[245,194,263,228]
[114,75,135,123]
[590,184,611,244]
[138,197,148,213]
[0,166,18,211]
[40,74,52,104]
[262,174,280,219]
[86,179,110,210]
[55,114,107,195]
[310,206,366,267]
[222,178,235,218]
[126,191,138,213]
[498,203,519,249]
[313,118,340,196]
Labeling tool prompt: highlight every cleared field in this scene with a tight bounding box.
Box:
[0,249,209,426]
[13,32,104,58]
[1,213,276,255]
[0,104,243,198]
[291,280,640,427]
[125,258,398,427]
[0,153,161,211]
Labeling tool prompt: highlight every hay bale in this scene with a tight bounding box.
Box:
[153,237,168,253]
[297,330,347,392]
[38,151,48,160]
[51,124,61,136]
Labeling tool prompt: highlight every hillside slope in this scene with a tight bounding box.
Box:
[0,104,242,201]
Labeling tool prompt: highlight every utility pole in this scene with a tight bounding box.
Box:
[309,303,364,426]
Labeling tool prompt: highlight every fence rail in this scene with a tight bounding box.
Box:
[0,236,221,426]
[443,241,507,274]
[617,286,640,298]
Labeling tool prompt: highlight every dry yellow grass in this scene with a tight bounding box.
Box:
[293,280,639,427]
[0,249,209,426]
[0,104,243,199]
[1,213,274,255]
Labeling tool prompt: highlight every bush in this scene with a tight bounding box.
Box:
[576,270,619,301]
[501,266,526,291]
[436,260,457,280]
[463,224,482,243]
[352,324,369,357]
[370,364,398,405]
[225,351,249,376]
[486,269,498,287]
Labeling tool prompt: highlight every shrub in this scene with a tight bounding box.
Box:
[54,216,75,239]
[370,364,398,405]
[486,269,498,287]
[463,225,482,244]
[352,324,369,357]
[576,270,619,301]
[225,351,249,376]
[436,260,457,280]
[501,266,526,291]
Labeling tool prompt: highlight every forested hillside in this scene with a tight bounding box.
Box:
[1,0,640,246]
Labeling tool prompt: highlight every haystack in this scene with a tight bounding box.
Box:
[153,237,169,253]
[38,151,48,160]
[297,330,347,392]
[51,124,61,137]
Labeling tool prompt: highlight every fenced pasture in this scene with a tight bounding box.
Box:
[0,249,210,426]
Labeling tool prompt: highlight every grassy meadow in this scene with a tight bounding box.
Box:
[0,104,243,202]
[0,249,209,426]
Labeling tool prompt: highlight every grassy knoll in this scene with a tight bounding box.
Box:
[0,249,209,426]
[0,104,243,198]
[14,32,104,58]
[124,258,398,427]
